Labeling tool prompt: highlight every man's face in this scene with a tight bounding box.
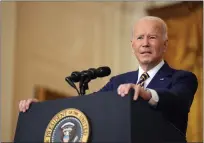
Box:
[131,19,167,66]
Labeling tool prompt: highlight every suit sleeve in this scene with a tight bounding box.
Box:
[98,77,115,92]
[155,71,198,114]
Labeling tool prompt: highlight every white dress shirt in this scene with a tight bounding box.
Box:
[137,60,165,106]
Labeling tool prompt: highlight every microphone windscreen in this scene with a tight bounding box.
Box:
[96,66,111,77]
[70,71,81,82]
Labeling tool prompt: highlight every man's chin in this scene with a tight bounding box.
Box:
[140,60,151,65]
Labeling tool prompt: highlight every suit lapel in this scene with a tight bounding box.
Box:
[129,70,138,84]
[147,62,174,89]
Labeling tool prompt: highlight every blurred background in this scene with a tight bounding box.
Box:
[1,1,203,142]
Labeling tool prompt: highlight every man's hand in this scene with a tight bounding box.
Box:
[117,83,152,100]
[19,98,39,112]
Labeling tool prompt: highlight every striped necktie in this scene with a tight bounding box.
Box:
[137,72,150,87]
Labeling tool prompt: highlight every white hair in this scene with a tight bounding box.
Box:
[132,16,168,40]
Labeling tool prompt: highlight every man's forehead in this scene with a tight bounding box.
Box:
[134,19,163,34]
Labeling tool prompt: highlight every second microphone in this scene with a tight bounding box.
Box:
[66,66,111,82]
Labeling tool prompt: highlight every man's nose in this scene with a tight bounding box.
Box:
[142,37,150,47]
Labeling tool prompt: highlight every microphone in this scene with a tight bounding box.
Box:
[67,71,81,82]
[95,66,111,78]
[67,66,111,83]
[65,66,111,95]
[65,77,80,95]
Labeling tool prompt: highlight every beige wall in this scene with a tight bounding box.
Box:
[12,2,148,141]
[1,2,17,141]
[1,1,182,142]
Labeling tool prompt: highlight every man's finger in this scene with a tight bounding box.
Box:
[124,84,132,95]
[26,99,32,110]
[21,100,26,112]
[117,84,124,95]
[117,85,121,95]
[120,84,131,95]
[133,85,139,100]
[118,84,126,97]
[118,84,136,97]
[19,101,23,112]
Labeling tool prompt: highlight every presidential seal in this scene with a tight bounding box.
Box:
[44,108,90,143]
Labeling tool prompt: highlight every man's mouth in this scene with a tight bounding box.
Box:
[140,51,152,54]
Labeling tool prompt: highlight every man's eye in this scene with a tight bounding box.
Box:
[137,36,143,40]
[150,36,156,39]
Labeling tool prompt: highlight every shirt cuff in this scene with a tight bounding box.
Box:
[147,88,159,106]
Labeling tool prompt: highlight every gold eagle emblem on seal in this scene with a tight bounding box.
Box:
[44,108,89,143]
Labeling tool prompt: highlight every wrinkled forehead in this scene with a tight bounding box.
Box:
[133,19,163,36]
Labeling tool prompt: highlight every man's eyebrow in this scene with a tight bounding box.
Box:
[135,34,144,37]
[134,33,160,37]
[149,34,158,36]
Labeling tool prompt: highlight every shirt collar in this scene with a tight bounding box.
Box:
[138,60,165,81]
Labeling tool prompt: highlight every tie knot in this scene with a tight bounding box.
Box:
[140,72,149,80]
[137,72,149,87]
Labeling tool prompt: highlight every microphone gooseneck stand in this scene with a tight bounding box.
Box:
[79,75,91,96]
[65,77,81,95]
[65,66,111,96]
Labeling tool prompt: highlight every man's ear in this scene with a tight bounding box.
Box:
[131,40,135,53]
[163,39,168,53]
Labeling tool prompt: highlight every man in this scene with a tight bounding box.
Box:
[98,16,198,135]
[19,16,198,136]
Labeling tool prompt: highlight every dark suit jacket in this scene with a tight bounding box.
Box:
[98,62,198,135]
